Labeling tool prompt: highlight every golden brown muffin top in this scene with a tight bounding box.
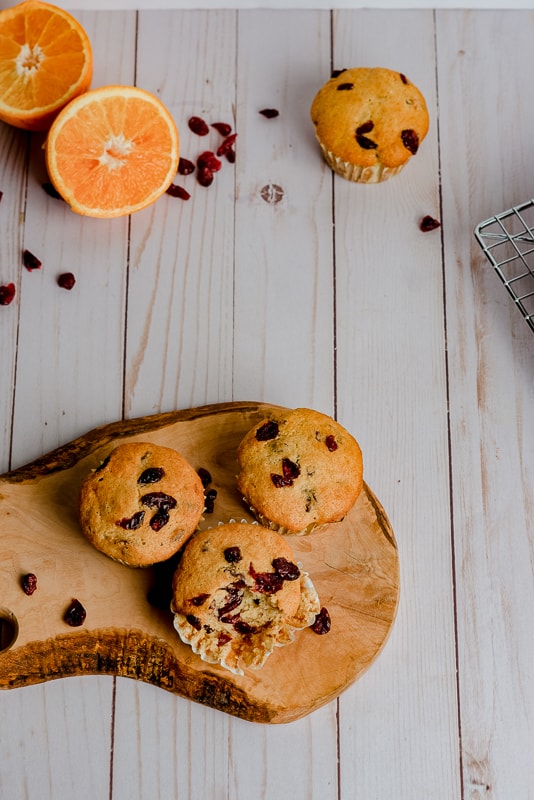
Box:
[310,67,429,169]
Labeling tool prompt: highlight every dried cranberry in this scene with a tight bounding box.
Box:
[271,473,293,488]
[224,546,242,563]
[42,181,62,200]
[400,73,408,84]
[197,151,222,172]
[190,593,210,606]
[178,157,195,175]
[357,121,374,135]
[23,249,41,271]
[234,620,255,634]
[141,492,177,510]
[331,68,348,78]
[259,108,279,118]
[217,631,232,645]
[311,607,331,635]
[272,558,300,581]
[149,509,170,531]
[401,129,420,154]
[116,511,145,530]
[337,83,354,91]
[57,272,75,290]
[64,599,86,627]
[216,133,237,157]
[138,467,165,484]
[211,122,232,136]
[255,420,279,441]
[197,166,213,187]
[218,583,244,618]
[0,190,3,202]
[186,614,202,630]
[22,573,37,595]
[282,458,300,480]
[204,487,217,513]
[325,435,338,452]
[166,184,191,200]
[249,563,284,594]
[420,215,441,232]
[0,283,16,305]
[188,116,209,136]
[197,467,212,487]
[225,148,236,164]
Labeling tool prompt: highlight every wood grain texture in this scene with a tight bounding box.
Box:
[0,402,399,723]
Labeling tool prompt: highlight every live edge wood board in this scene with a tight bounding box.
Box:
[0,402,399,724]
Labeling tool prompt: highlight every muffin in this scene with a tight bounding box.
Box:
[79,442,205,567]
[236,407,363,535]
[310,67,429,183]
[171,522,321,675]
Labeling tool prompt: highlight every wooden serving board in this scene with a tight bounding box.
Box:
[0,402,399,724]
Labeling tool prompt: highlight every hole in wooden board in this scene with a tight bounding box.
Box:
[0,608,19,652]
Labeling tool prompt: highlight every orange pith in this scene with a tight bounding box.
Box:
[44,85,180,218]
[0,0,93,131]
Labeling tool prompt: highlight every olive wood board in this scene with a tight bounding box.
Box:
[0,401,399,724]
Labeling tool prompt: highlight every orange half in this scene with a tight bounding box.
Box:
[0,0,93,131]
[45,85,180,218]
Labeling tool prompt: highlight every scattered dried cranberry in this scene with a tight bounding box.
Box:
[331,68,348,78]
[400,73,408,84]
[218,583,245,618]
[311,607,331,635]
[197,166,214,187]
[401,129,419,154]
[337,83,354,91]
[255,420,279,441]
[0,283,16,305]
[166,183,191,200]
[190,593,210,606]
[259,108,279,118]
[419,215,441,232]
[57,272,76,290]
[325,435,338,452]
[22,573,37,595]
[141,492,177,510]
[216,133,237,157]
[357,121,374,135]
[188,116,209,136]
[64,599,86,627]
[282,458,300,481]
[0,190,3,203]
[138,467,165,484]
[356,122,377,150]
[272,558,300,581]
[204,487,217,513]
[116,511,145,530]
[150,509,170,531]
[234,619,255,634]
[249,563,284,594]
[225,148,236,164]
[23,249,41,271]
[178,157,195,175]
[271,473,293,488]
[197,467,212,488]
[197,151,222,172]
[186,614,202,630]
[42,181,62,200]
[224,546,242,563]
[218,631,232,646]
[211,122,232,136]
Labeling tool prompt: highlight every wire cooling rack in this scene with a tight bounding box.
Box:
[474,199,534,333]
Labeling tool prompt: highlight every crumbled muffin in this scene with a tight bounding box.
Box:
[79,442,205,567]
[171,522,321,675]
[236,407,363,535]
[310,67,429,183]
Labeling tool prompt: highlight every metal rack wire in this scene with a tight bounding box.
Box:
[474,199,534,333]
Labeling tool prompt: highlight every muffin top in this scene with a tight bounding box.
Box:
[310,67,429,169]
[171,522,320,674]
[236,408,363,534]
[79,441,205,567]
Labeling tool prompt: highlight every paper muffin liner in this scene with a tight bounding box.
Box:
[243,501,329,537]
[318,140,406,184]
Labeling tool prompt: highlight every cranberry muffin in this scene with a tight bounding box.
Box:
[236,408,363,535]
[79,442,205,567]
[171,522,320,675]
[310,67,429,183]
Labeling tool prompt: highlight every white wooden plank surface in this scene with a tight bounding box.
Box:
[1,7,533,800]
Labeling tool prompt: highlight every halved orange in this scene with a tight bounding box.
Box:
[0,0,93,131]
[44,85,180,218]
